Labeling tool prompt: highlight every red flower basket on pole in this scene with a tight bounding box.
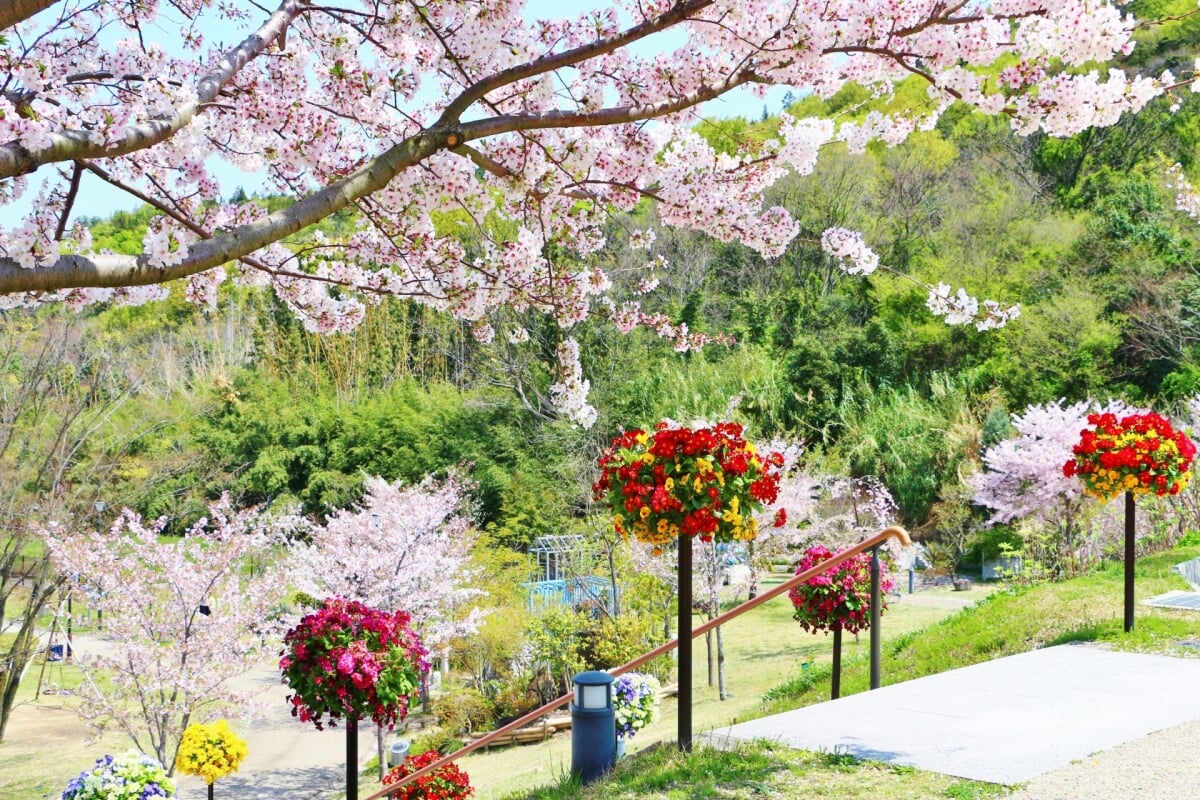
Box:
[788,545,892,699]
[281,597,428,800]
[1063,411,1195,632]
[594,421,784,750]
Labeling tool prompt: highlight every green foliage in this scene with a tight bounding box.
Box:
[431,687,494,735]
[576,613,661,674]
[834,377,981,525]
[523,606,587,695]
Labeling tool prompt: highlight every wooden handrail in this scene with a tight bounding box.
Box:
[365,525,912,799]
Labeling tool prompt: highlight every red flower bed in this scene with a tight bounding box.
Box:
[383,750,474,800]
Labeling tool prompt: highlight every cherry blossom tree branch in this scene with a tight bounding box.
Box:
[0,0,305,179]
[0,58,757,292]
[457,68,757,141]
[440,0,714,121]
[0,0,61,32]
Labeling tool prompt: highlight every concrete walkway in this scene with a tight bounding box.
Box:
[708,643,1200,784]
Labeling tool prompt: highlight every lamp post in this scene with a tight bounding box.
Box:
[570,670,616,784]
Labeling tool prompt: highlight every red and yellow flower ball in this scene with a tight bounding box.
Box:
[1063,411,1195,502]
[593,422,784,551]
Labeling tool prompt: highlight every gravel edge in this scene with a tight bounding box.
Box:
[1004,717,1200,799]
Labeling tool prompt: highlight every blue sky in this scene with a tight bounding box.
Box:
[9,3,790,220]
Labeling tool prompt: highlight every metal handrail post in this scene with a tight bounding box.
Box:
[870,545,881,690]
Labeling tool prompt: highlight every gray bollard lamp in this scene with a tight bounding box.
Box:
[571,670,616,784]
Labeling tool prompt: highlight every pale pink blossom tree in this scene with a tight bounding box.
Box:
[970,399,1133,577]
[750,451,902,596]
[288,472,486,652]
[42,496,294,772]
[288,472,485,780]
[1,1,1169,422]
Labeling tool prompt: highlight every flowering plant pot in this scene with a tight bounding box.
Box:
[788,546,892,635]
[175,719,248,786]
[62,752,176,800]
[1063,411,1195,501]
[382,750,474,800]
[593,421,785,550]
[280,597,428,730]
[613,671,661,740]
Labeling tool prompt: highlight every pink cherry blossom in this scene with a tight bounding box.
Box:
[0,1,1185,424]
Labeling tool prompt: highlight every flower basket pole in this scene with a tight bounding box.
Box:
[1124,490,1135,634]
[346,716,359,800]
[1064,411,1195,634]
[594,423,784,753]
[677,528,693,749]
[281,598,427,800]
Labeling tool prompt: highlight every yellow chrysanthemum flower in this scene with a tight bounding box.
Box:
[176,719,248,785]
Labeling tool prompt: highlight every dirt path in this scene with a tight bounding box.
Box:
[3,633,388,800]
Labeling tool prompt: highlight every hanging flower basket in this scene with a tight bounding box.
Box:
[175,719,249,787]
[593,421,785,551]
[280,597,428,731]
[62,752,176,800]
[788,545,892,635]
[382,750,474,800]
[1063,411,1195,501]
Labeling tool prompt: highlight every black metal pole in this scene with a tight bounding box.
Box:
[870,547,881,690]
[677,532,692,751]
[831,627,842,700]
[1124,490,1136,633]
[347,716,358,800]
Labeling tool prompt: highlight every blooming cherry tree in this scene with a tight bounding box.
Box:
[43,497,293,772]
[970,399,1133,576]
[288,472,486,652]
[0,1,1171,422]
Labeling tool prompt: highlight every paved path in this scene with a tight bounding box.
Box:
[67,633,391,800]
[709,643,1200,785]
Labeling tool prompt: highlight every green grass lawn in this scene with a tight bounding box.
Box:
[504,740,1005,800]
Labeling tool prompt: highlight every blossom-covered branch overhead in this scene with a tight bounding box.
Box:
[1,0,1190,423]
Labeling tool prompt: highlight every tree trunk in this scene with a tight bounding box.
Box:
[377,724,386,782]
[0,559,62,741]
[717,625,728,700]
[705,628,715,687]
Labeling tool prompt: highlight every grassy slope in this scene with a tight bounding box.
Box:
[503,544,1200,800]
[460,579,966,799]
